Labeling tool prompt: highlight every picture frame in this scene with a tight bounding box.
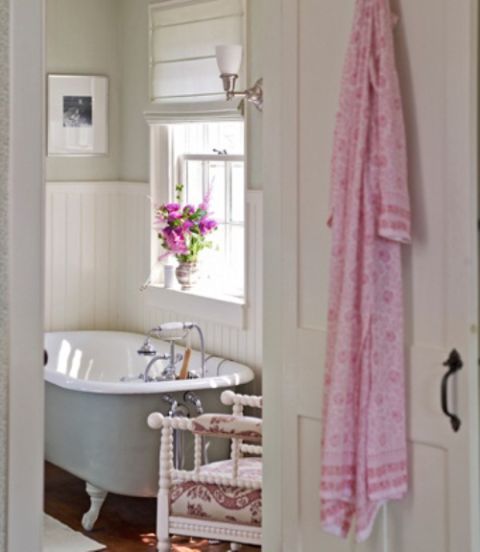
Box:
[47,74,108,157]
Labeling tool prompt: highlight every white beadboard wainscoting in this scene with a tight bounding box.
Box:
[45,181,150,332]
[45,181,263,381]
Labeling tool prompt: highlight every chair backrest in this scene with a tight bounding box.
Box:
[218,390,263,475]
[220,390,263,416]
[147,391,263,487]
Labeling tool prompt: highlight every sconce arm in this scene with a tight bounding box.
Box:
[219,75,263,111]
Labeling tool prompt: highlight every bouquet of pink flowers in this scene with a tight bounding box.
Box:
[155,185,218,263]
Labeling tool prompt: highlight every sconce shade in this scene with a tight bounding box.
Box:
[215,45,243,75]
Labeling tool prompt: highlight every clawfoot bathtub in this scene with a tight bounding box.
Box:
[44,331,254,530]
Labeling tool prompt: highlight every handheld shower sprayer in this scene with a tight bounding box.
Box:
[137,338,157,356]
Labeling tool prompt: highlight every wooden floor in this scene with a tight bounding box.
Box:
[44,463,261,551]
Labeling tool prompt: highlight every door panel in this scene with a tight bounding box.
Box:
[397,0,447,347]
[297,0,348,331]
[299,418,387,552]
[263,0,479,550]
[389,443,448,551]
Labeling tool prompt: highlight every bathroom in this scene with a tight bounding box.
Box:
[3,0,480,551]
[43,0,263,550]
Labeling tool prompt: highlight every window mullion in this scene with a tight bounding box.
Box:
[226,161,232,223]
[225,161,232,275]
[203,160,209,200]
[179,156,187,202]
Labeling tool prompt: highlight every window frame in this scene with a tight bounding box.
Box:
[144,119,249,329]
[179,152,246,299]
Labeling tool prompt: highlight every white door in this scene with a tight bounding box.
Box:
[262,0,479,551]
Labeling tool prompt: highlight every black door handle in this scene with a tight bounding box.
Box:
[441,350,463,432]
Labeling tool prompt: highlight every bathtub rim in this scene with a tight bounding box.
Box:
[44,330,255,395]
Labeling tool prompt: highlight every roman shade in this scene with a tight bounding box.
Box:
[149,0,245,105]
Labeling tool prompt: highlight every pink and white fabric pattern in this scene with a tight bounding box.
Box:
[171,458,262,526]
[192,414,262,442]
[320,0,410,541]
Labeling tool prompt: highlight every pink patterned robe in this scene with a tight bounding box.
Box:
[320,0,410,541]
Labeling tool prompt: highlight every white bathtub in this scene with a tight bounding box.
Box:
[44,331,254,529]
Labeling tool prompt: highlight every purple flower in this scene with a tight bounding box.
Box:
[167,212,182,223]
[199,218,217,235]
[164,203,180,213]
[155,188,218,261]
[201,187,212,210]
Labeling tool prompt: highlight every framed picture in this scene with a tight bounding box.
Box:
[47,74,108,156]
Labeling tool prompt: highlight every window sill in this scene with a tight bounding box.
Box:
[144,284,246,329]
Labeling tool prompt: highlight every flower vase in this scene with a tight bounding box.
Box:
[175,261,199,290]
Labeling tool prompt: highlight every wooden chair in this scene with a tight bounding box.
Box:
[148,390,263,552]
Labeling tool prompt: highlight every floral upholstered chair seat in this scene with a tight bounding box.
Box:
[171,457,262,526]
[148,390,263,552]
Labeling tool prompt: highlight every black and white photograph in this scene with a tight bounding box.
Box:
[63,95,92,128]
[48,74,108,156]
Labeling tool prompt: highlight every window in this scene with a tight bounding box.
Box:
[163,121,246,300]
[145,1,249,322]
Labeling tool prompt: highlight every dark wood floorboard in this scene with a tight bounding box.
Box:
[44,462,260,551]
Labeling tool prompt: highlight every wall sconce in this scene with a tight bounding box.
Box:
[215,45,263,111]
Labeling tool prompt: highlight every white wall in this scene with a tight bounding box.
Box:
[45,182,150,331]
[118,0,263,187]
[245,0,263,190]
[45,0,264,379]
[118,0,150,182]
[0,1,10,547]
[46,0,121,181]
[44,181,263,386]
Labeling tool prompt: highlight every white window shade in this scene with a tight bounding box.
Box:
[149,0,246,105]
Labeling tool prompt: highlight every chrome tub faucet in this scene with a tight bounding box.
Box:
[137,322,206,381]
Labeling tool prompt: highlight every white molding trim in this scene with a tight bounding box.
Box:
[9,0,45,550]
[145,285,246,329]
[144,106,243,124]
[261,0,284,550]
[145,285,245,329]
[46,180,149,194]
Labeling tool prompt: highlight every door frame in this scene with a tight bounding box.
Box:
[8,0,45,550]
[262,0,293,549]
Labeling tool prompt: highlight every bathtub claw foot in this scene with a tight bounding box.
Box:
[82,483,107,531]
[156,539,170,552]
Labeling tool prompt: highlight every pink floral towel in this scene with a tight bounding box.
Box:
[320,0,410,542]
